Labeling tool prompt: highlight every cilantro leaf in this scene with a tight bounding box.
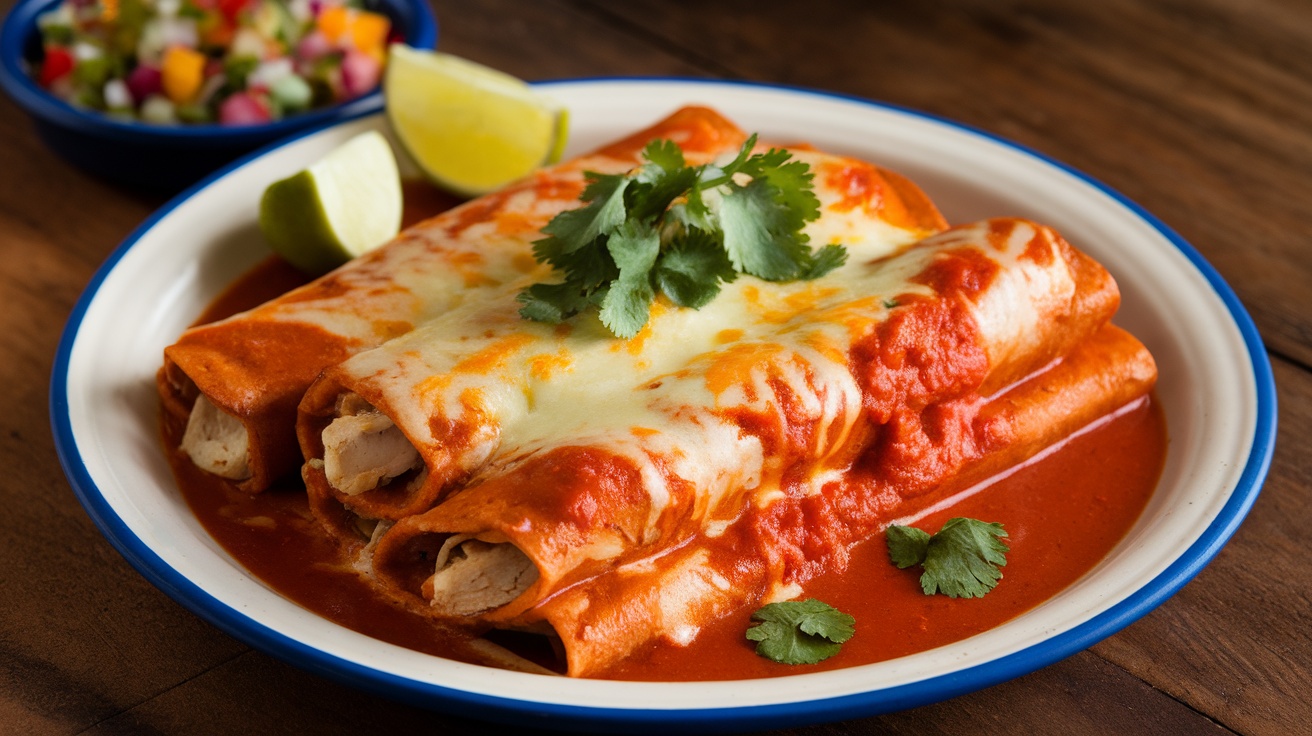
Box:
[800,243,848,279]
[629,140,698,221]
[606,218,662,276]
[519,135,842,337]
[745,599,856,665]
[653,231,737,309]
[638,138,686,176]
[886,524,932,569]
[534,173,630,263]
[516,281,584,323]
[719,177,812,281]
[886,518,1010,599]
[598,220,661,337]
[751,158,822,224]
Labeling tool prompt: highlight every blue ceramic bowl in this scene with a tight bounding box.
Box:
[0,0,436,191]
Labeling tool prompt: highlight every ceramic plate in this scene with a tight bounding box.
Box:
[50,79,1276,733]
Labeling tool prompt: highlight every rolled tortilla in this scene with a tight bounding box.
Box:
[363,218,1122,629]
[157,107,752,492]
[502,324,1158,677]
[297,145,951,537]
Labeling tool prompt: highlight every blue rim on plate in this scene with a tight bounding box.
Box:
[49,78,1277,733]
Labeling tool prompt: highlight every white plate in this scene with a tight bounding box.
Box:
[51,79,1276,732]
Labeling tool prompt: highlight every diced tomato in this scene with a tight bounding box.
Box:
[38,46,75,87]
[198,11,236,48]
[217,0,251,22]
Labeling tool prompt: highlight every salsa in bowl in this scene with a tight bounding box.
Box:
[0,0,436,190]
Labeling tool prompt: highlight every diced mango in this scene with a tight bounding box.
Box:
[317,6,390,52]
[348,11,391,53]
[160,45,206,103]
[316,5,349,43]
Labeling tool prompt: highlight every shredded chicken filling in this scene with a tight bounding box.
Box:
[428,535,539,616]
[321,402,422,495]
[180,394,252,480]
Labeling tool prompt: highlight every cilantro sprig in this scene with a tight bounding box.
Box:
[887,517,1010,598]
[745,598,856,665]
[517,136,846,338]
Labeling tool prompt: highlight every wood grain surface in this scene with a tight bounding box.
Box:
[1,0,1308,733]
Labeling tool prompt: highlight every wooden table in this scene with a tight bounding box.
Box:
[2,0,1307,733]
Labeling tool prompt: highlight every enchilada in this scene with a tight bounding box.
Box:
[511,324,1155,676]
[158,107,751,492]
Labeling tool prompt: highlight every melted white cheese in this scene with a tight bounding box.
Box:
[318,156,1077,573]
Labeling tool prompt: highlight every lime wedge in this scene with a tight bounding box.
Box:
[384,45,568,197]
[259,130,402,275]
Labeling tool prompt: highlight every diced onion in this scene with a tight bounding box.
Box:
[103,78,131,109]
[139,94,177,124]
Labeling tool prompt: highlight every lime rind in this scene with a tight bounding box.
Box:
[547,107,570,165]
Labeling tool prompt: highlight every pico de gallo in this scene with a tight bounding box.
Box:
[31,0,395,125]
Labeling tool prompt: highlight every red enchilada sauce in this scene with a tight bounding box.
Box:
[165,200,1167,681]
